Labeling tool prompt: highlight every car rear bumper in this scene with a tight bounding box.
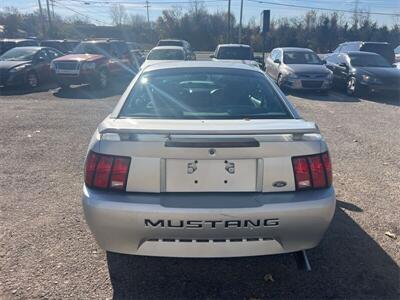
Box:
[82,186,336,258]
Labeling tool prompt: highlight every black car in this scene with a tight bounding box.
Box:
[0,39,39,55]
[325,51,400,96]
[40,40,80,54]
[0,46,63,89]
[333,41,395,64]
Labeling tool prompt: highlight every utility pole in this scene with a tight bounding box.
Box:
[46,0,53,37]
[51,0,55,19]
[145,0,150,25]
[37,0,46,38]
[238,0,244,43]
[227,0,231,43]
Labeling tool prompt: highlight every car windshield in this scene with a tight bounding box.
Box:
[349,54,391,67]
[0,48,37,61]
[119,69,292,119]
[147,49,184,60]
[158,40,183,47]
[217,47,253,60]
[72,42,111,55]
[283,51,322,64]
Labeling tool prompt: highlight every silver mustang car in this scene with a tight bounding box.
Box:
[265,47,333,92]
[82,61,335,260]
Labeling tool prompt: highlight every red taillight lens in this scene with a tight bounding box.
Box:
[110,157,130,190]
[292,157,311,189]
[292,152,332,190]
[84,151,131,191]
[308,155,326,188]
[321,152,332,186]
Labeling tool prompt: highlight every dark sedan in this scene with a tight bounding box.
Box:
[325,51,400,97]
[0,46,63,89]
[265,47,333,93]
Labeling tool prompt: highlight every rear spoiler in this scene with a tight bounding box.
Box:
[100,123,320,140]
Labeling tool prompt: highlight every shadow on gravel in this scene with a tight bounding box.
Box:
[360,92,400,107]
[52,78,131,100]
[286,90,361,103]
[0,83,57,96]
[106,203,398,299]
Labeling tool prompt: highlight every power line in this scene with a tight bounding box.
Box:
[53,0,111,24]
[248,0,400,17]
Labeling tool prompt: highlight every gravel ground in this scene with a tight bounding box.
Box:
[0,82,399,299]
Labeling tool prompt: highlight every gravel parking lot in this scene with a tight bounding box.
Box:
[0,80,399,299]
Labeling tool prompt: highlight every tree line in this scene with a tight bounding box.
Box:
[1,4,399,52]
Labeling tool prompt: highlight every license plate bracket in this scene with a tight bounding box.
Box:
[166,159,257,192]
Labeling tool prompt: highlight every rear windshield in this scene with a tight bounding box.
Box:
[217,47,253,60]
[349,54,391,67]
[72,42,111,55]
[119,69,292,119]
[283,51,322,65]
[158,40,184,47]
[147,49,184,60]
[361,43,394,62]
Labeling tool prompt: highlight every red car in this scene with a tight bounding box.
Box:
[51,39,138,89]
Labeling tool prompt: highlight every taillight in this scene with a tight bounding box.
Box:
[292,152,332,190]
[84,151,131,191]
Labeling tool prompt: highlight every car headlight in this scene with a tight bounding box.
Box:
[287,73,299,80]
[82,62,96,70]
[9,65,27,73]
[361,74,382,84]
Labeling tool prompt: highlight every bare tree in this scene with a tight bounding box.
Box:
[110,4,127,26]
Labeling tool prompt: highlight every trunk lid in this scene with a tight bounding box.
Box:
[96,118,324,193]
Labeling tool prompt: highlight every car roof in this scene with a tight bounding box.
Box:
[159,39,185,42]
[5,46,43,51]
[345,51,380,56]
[0,38,36,42]
[280,47,314,52]
[150,46,185,51]
[142,61,262,73]
[340,41,390,45]
[218,44,251,48]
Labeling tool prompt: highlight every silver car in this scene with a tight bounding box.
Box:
[265,47,333,92]
[82,61,335,258]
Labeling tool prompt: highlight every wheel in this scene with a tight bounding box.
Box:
[26,72,39,89]
[346,77,367,97]
[93,69,108,89]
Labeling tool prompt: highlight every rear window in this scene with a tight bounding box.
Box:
[360,43,394,63]
[283,51,322,65]
[217,47,253,60]
[158,40,184,47]
[119,69,292,119]
[72,42,111,55]
[147,49,184,60]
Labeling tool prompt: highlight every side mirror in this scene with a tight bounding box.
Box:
[273,58,281,64]
[209,54,215,58]
[338,62,348,68]
[322,59,327,64]
[36,57,45,63]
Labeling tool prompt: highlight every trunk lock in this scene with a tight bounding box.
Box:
[225,161,235,174]
[187,161,198,174]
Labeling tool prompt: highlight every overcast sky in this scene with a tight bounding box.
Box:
[4,0,400,27]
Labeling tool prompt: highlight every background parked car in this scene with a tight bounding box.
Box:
[332,41,395,64]
[141,46,187,70]
[325,51,400,96]
[265,47,333,93]
[51,39,136,89]
[0,39,39,55]
[0,46,63,89]
[156,39,196,60]
[210,44,260,69]
[394,45,400,63]
[40,40,80,54]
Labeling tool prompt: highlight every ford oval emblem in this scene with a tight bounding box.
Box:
[273,181,287,188]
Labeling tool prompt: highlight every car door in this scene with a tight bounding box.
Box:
[45,48,63,81]
[335,54,350,84]
[33,49,51,83]
[111,42,132,75]
[265,49,277,79]
[270,49,282,80]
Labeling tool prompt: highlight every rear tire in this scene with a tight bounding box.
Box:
[26,72,39,89]
[346,77,367,97]
[92,69,108,89]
